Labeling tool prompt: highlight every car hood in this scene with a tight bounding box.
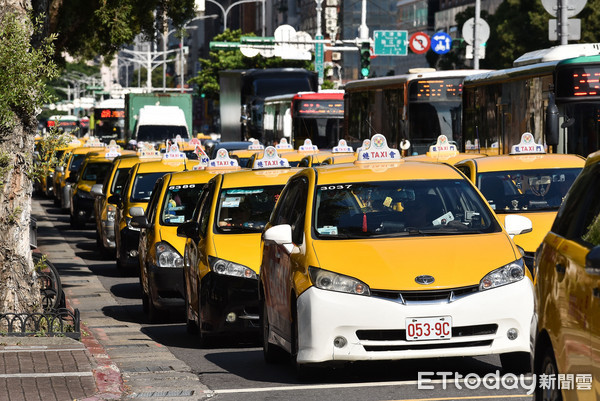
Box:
[311,232,518,291]
[213,233,262,273]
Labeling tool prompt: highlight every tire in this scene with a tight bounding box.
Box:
[145,274,166,323]
[262,300,286,363]
[500,351,531,374]
[535,347,562,401]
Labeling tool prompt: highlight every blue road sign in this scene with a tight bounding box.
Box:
[431,32,452,55]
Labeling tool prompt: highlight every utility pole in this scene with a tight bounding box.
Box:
[559,0,568,45]
[358,0,368,41]
[473,0,480,69]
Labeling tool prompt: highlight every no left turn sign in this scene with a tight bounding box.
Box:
[409,32,431,54]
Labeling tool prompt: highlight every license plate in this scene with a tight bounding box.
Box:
[405,316,452,341]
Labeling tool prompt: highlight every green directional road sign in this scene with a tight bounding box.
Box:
[209,41,241,50]
[240,36,275,45]
[374,30,408,56]
[315,34,324,85]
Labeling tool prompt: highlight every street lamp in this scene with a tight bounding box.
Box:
[206,0,266,35]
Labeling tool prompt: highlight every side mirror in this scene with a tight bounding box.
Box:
[107,194,122,208]
[585,246,600,273]
[130,215,149,229]
[90,184,103,197]
[56,166,65,173]
[177,221,199,240]
[129,206,145,217]
[545,93,559,147]
[504,215,533,239]
[263,224,294,254]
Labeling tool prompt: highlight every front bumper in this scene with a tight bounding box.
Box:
[72,196,95,222]
[200,272,260,334]
[61,184,72,209]
[101,220,115,249]
[295,278,534,364]
[148,264,185,309]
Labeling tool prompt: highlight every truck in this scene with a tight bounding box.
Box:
[219,69,318,142]
[124,92,193,143]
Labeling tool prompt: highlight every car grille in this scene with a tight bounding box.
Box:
[370,285,480,303]
[356,324,498,341]
[363,340,494,352]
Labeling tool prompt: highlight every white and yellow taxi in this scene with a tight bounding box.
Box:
[109,144,199,271]
[177,147,298,344]
[133,152,240,322]
[533,149,600,401]
[455,133,585,270]
[229,140,265,167]
[405,135,488,165]
[260,134,535,377]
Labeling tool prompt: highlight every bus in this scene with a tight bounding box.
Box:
[262,90,344,148]
[462,43,600,156]
[343,69,489,154]
[91,98,125,145]
[46,115,80,135]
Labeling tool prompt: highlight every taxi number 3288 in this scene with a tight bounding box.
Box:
[406,317,452,341]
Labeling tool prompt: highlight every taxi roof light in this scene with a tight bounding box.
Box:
[509,132,547,155]
[355,134,403,165]
[252,146,290,170]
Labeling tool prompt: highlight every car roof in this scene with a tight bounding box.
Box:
[312,160,464,185]
[220,168,302,188]
[461,154,585,172]
[165,169,232,185]
[133,159,199,173]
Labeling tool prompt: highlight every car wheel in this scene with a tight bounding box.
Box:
[536,347,562,401]
[262,300,286,363]
[500,351,531,374]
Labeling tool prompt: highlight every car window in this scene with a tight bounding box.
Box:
[81,162,112,183]
[270,177,308,244]
[456,165,471,178]
[477,168,581,212]
[110,167,131,195]
[215,185,284,233]
[130,172,167,202]
[161,183,205,225]
[313,179,500,239]
[198,182,215,237]
[146,180,163,223]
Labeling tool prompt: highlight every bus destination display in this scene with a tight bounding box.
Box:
[408,79,463,102]
[556,66,600,99]
[96,109,125,119]
[294,100,344,117]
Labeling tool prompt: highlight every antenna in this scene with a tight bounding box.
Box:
[364,119,381,136]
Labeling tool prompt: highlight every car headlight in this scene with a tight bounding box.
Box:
[155,242,183,268]
[479,259,525,291]
[106,205,116,222]
[308,266,370,296]
[208,256,257,279]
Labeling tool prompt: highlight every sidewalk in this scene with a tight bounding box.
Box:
[1,197,210,401]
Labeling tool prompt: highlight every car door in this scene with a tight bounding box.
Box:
[263,177,309,350]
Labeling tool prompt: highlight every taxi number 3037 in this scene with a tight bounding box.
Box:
[406,316,452,341]
[320,184,352,190]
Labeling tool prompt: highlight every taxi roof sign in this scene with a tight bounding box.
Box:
[162,143,186,160]
[355,134,402,164]
[510,132,546,155]
[193,145,210,168]
[189,138,202,148]
[426,135,458,157]
[357,139,370,153]
[252,146,290,169]
[332,139,354,153]
[276,138,293,150]
[207,148,241,170]
[248,139,264,150]
[84,137,104,148]
[105,145,122,159]
[298,138,319,153]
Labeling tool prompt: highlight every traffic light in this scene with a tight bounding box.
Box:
[360,42,371,78]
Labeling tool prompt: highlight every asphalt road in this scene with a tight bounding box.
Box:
[38,196,535,401]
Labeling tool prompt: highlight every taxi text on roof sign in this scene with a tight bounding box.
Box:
[252,146,290,169]
[465,139,480,150]
[355,134,402,164]
[207,148,241,170]
[138,142,161,159]
[276,138,293,150]
[427,135,458,157]
[248,139,264,150]
[105,145,122,159]
[162,143,186,160]
[510,132,546,155]
[84,137,104,147]
[298,138,319,153]
[332,139,354,153]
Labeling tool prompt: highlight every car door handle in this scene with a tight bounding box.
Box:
[555,263,566,274]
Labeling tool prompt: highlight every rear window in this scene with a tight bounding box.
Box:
[130,172,167,202]
[215,185,284,233]
[81,162,112,183]
[160,184,205,225]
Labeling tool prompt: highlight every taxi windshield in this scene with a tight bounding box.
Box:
[160,184,205,225]
[216,185,284,233]
[130,172,167,202]
[110,168,131,195]
[477,168,581,212]
[313,179,499,238]
[81,162,112,184]
[68,154,86,171]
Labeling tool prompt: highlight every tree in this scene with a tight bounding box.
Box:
[188,29,313,100]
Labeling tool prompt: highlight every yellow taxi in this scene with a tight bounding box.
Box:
[301,139,355,167]
[158,136,205,160]
[177,147,298,344]
[109,144,199,271]
[34,135,79,197]
[532,149,600,401]
[455,133,585,270]
[54,138,106,210]
[68,146,126,229]
[405,135,488,165]
[92,148,162,253]
[260,134,535,377]
[133,156,241,322]
[229,140,265,167]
